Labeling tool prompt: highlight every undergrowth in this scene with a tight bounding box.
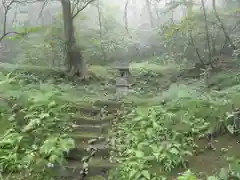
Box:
[110,78,240,180]
[0,71,77,179]
[1,63,240,179]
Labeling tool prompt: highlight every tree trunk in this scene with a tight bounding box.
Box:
[96,0,107,61]
[123,0,129,34]
[184,0,204,67]
[145,0,155,29]
[189,30,205,67]
[60,0,87,78]
[154,6,160,24]
[201,0,213,68]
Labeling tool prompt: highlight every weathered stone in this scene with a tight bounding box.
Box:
[71,124,103,133]
[52,159,117,179]
[60,99,121,179]
[65,142,109,160]
[72,115,113,126]
[71,133,106,144]
[115,77,129,99]
[93,100,122,109]
[79,106,101,116]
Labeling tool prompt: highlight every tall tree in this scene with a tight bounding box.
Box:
[123,0,129,34]
[60,0,95,78]
[95,0,106,61]
[201,0,213,68]
[145,0,155,28]
[0,0,95,78]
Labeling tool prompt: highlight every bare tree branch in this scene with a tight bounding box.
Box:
[0,0,48,42]
[11,3,18,25]
[0,0,94,43]
[2,0,15,36]
[189,30,205,67]
[1,0,20,42]
[212,0,236,50]
[201,0,213,68]
[145,0,155,28]
[72,0,95,19]
[0,31,25,42]
[36,0,48,24]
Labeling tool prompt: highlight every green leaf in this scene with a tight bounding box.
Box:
[135,150,144,158]
[48,100,56,108]
[22,118,40,133]
[177,170,197,180]
[142,170,151,179]
[39,113,50,119]
[59,138,75,151]
[144,156,155,161]
[135,172,143,179]
[146,128,153,138]
[49,154,59,163]
[207,176,219,180]
[218,168,229,179]
[129,169,137,178]
[169,147,179,155]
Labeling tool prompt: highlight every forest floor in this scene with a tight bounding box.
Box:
[0,61,240,179]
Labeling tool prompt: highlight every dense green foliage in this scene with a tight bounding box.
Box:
[1,0,240,179]
[0,70,76,179]
[108,76,240,179]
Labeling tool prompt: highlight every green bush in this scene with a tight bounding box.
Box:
[110,85,240,179]
[0,73,75,179]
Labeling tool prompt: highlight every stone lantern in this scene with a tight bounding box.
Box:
[113,61,131,100]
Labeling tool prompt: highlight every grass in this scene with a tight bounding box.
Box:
[1,62,240,179]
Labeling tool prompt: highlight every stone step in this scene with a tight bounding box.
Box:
[72,114,114,126]
[79,106,102,116]
[65,142,109,160]
[93,100,122,109]
[53,159,117,179]
[71,124,108,134]
[76,104,120,118]
[70,132,106,144]
[93,100,133,109]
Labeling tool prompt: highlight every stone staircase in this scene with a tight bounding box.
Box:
[55,100,128,179]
